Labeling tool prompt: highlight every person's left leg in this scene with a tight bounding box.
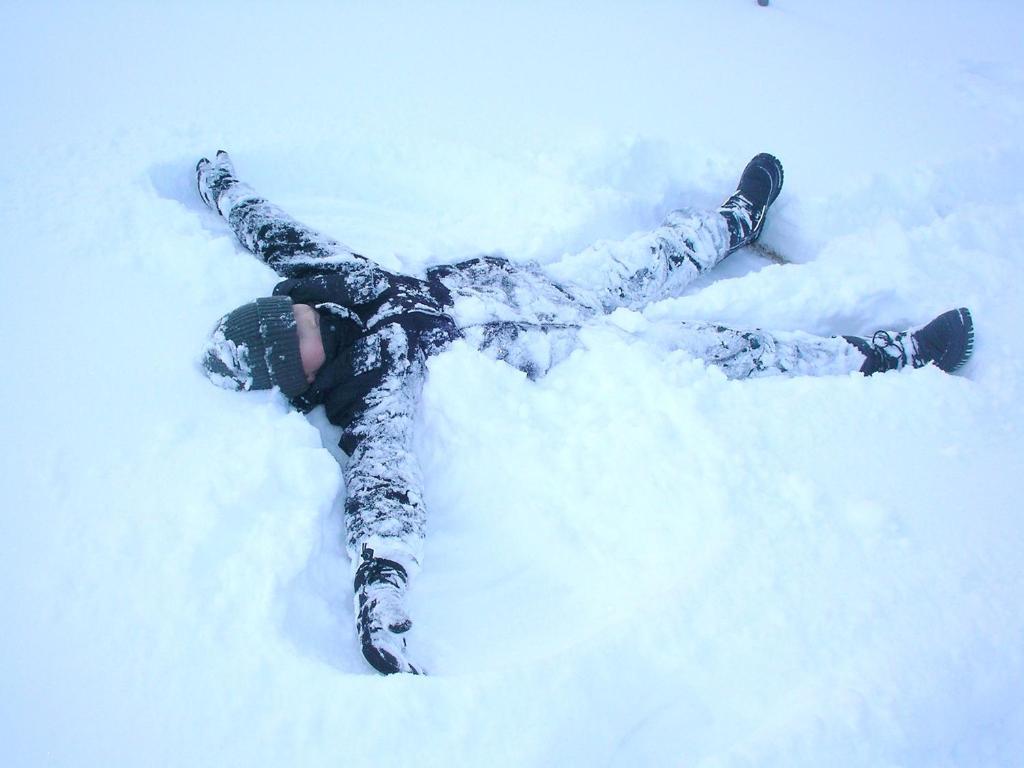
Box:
[542,154,784,312]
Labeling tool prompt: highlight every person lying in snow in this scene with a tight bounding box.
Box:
[197,151,974,675]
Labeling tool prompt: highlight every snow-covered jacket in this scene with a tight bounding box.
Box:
[276,270,456,443]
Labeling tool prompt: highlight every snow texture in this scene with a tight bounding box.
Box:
[2,2,1023,767]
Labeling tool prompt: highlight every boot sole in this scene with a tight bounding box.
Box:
[937,307,974,372]
[750,152,784,206]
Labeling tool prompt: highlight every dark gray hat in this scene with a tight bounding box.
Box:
[201,296,308,397]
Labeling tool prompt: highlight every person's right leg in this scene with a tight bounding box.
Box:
[641,308,975,380]
[842,308,975,375]
[640,320,864,379]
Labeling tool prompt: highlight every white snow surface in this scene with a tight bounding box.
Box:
[3,2,1023,766]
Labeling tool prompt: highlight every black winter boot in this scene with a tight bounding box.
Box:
[844,307,975,375]
[353,545,423,675]
[719,153,785,254]
[196,150,238,213]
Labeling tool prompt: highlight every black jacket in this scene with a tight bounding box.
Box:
[272,271,458,449]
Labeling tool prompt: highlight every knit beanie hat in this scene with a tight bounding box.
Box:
[201,296,309,397]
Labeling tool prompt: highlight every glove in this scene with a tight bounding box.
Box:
[353,545,424,675]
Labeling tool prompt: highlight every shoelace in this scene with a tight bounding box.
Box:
[719,193,760,253]
[870,330,908,367]
[722,193,756,228]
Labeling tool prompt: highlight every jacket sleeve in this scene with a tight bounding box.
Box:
[334,321,430,570]
[211,175,393,299]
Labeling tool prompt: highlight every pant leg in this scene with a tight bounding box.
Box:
[466,318,866,382]
[461,321,585,380]
[640,320,867,379]
[541,208,733,312]
[427,256,598,328]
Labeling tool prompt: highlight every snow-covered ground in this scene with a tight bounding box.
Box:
[3,2,1023,765]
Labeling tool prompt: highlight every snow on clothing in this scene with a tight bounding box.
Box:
[206,173,865,576]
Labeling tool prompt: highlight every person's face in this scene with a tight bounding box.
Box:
[293,303,326,383]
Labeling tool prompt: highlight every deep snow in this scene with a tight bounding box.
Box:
[2,2,1023,766]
